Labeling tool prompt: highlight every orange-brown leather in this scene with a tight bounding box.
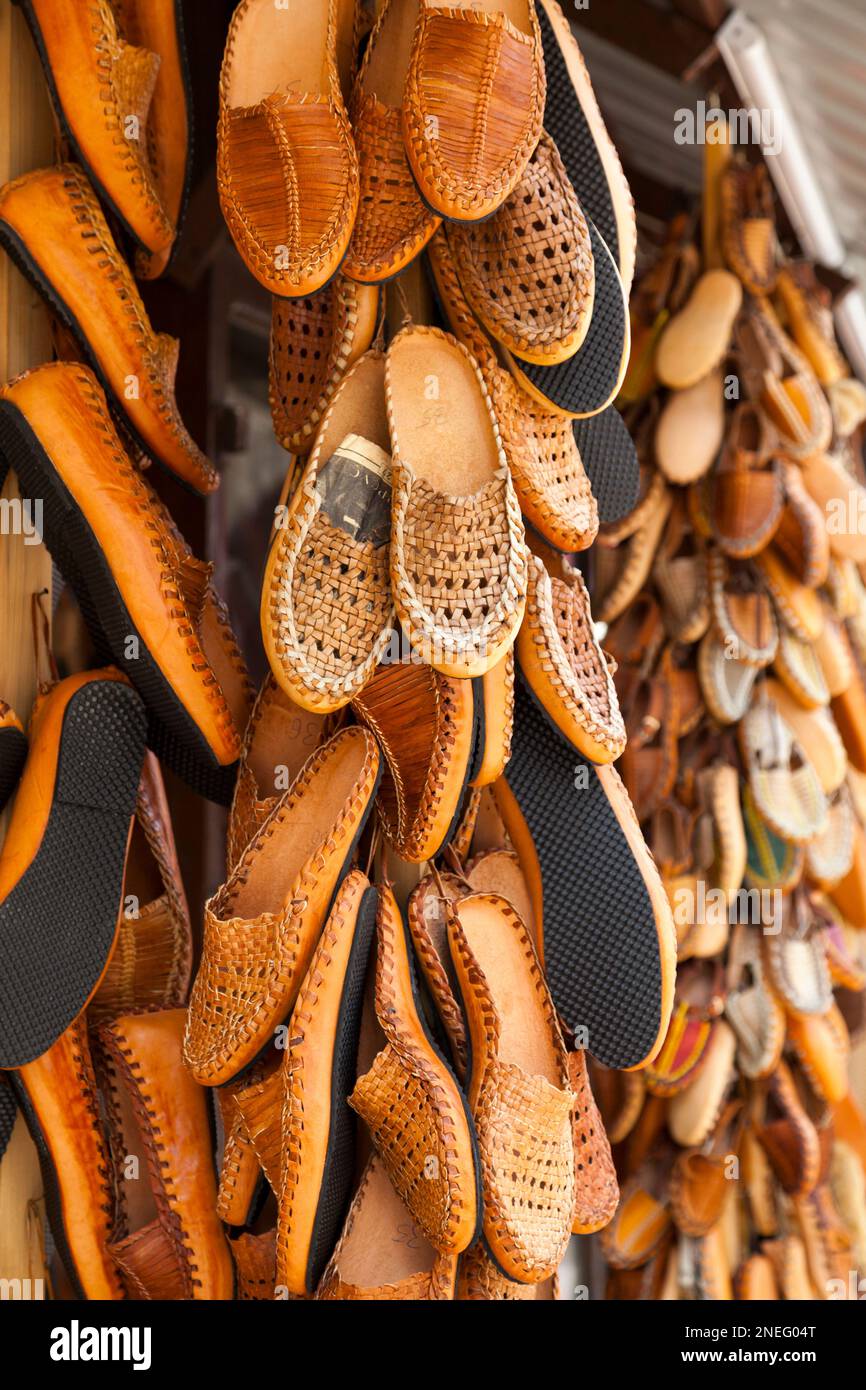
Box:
[0,365,245,766]
[0,166,215,492]
[472,649,514,788]
[26,0,174,254]
[0,669,130,903]
[17,1018,123,1299]
[98,1008,233,1300]
[278,870,370,1295]
[232,1229,277,1300]
[216,1086,266,1227]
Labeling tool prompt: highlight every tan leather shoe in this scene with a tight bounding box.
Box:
[185,726,380,1085]
[17,0,174,256]
[112,0,191,279]
[448,892,575,1283]
[402,0,546,223]
[349,884,479,1258]
[317,1156,458,1299]
[344,0,440,283]
[13,1018,123,1298]
[88,750,192,1027]
[227,674,338,872]
[276,873,379,1296]
[95,1009,233,1299]
[269,278,380,454]
[0,165,216,493]
[0,363,251,803]
[217,0,360,296]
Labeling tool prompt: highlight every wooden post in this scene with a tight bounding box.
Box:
[0,0,54,1292]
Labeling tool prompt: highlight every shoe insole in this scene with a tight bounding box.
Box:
[499,678,666,1070]
[466,849,538,948]
[248,693,328,801]
[537,1,619,272]
[387,330,498,494]
[427,0,531,33]
[336,1155,438,1287]
[507,218,627,416]
[572,407,638,525]
[454,894,559,1084]
[364,0,419,104]
[230,733,371,919]
[227,0,354,105]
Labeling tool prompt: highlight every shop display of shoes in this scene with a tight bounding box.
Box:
[1,0,865,1311]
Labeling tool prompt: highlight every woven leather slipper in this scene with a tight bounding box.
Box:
[537,0,636,295]
[317,1155,458,1299]
[277,872,378,1296]
[721,163,778,295]
[0,699,26,814]
[739,698,827,845]
[496,679,676,1071]
[763,678,845,796]
[808,787,856,889]
[655,269,742,390]
[386,324,527,677]
[572,407,639,525]
[599,1154,671,1270]
[473,649,515,788]
[0,364,252,804]
[447,891,575,1282]
[707,550,778,667]
[655,368,724,485]
[184,726,381,1085]
[88,750,192,1027]
[787,1003,850,1106]
[724,926,785,1080]
[0,164,216,494]
[228,674,337,872]
[670,1100,745,1237]
[815,606,852,698]
[775,463,830,590]
[517,551,626,763]
[738,299,833,461]
[653,500,710,643]
[763,900,833,1019]
[230,1230,277,1301]
[774,627,831,710]
[262,352,395,713]
[427,229,598,552]
[743,782,805,894]
[446,130,594,366]
[756,547,824,644]
[832,630,866,774]
[711,403,783,559]
[351,659,481,862]
[594,482,672,624]
[458,1245,555,1300]
[644,964,725,1098]
[95,1008,233,1299]
[401,0,545,223]
[504,216,629,418]
[697,630,758,725]
[754,1059,822,1199]
[0,670,145,1069]
[776,264,848,388]
[217,0,360,297]
[349,883,479,1258]
[269,278,380,454]
[12,1018,123,1298]
[14,0,174,257]
[802,449,866,564]
[344,0,440,283]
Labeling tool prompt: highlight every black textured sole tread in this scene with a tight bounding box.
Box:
[505,678,663,1070]
[0,680,146,1068]
[573,406,639,525]
[0,400,237,804]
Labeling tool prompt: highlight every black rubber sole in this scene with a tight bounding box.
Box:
[0,217,203,498]
[0,724,27,814]
[510,216,627,417]
[0,400,238,804]
[538,1,620,272]
[0,679,146,1068]
[0,1074,17,1163]
[9,1073,87,1299]
[306,884,379,1294]
[11,0,157,261]
[505,677,663,1070]
[573,405,639,525]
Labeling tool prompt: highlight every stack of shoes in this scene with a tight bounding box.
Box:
[593,150,866,1301]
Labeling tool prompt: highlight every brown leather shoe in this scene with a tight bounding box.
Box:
[0,363,252,802]
[112,0,191,279]
[0,165,216,494]
[402,0,546,222]
[16,0,175,257]
[95,1008,233,1299]
[217,0,360,297]
[185,726,381,1085]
